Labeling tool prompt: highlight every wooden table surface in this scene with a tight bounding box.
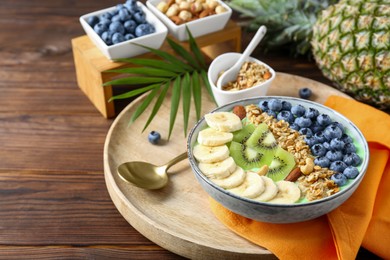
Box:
[0,1,378,259]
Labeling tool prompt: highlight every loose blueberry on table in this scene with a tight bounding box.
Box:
[88,0,155,46]
[148,131,161,144]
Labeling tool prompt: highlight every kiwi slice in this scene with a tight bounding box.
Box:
[233,124,256,144]
[246,123,278,156]
[267,147,296,182]
[229,141,271,170]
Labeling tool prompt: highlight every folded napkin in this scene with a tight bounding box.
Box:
[210,95,390,260]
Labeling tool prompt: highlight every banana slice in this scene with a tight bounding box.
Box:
[228,171,266,199]
[267,181,301,204]
[205,112,243,133]
[211,166,246,189]
[253,176,278,202]
[197,128,233,146]
[198,157,236,179]
[193,144,229,163]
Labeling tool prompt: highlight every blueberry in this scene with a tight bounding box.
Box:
[148,131,161,144]
[294,117,312,128]
[94,22,108,36]
[277,110,294,124]
[330,138,345,151]
[314,131,327,143]
[133,10,146,24]
[124,20,137,34]
[343,153,362,166]
[305,137,318,147]
[340,134,353,144]
[112,32,125,44]
[135,23,155,37]
[116,3,125,10]
[290,123,300,131]
[344,143,357,153]
[304,108,319,119]
[265,110,277,118]
[331,173,347,186]
[330,161,348,173]
[343,166,359,179]
[326,150,343,162]
[281,101,292,111]
[314,156,330,168]
[258,100,268,111]
[99,18,111,27]
[87,15,100,27]
[299,128,313,138]
[291,104,306,117]
[299,87,312,99]
[322,141,331,150]
[100,12,113,21]
[317,114,332,126]
[124,33,135,41]
[119,8,132,21]
[125,0,138,12]
[101,31,114,45]
[109,21,125,34]
[323,125,343,140]
[311,143,327,157]
[329,122,345,132]
[268,99,283,112]
[111,14,122,22]
[310,121,324,133]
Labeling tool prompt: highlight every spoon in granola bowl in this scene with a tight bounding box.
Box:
[216,25,267,90]
[117,152,187,189]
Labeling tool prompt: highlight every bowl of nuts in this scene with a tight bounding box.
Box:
[80,0,168,60]
[208,52,276,106]
[146,0,232,41]
[187,96,369,223]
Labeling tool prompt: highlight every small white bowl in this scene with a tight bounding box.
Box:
[146,0,232,41]
[208,52,276,106]
[80,2,168,60]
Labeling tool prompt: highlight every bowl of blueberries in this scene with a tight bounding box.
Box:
[80,0,168,60]
[187,96,369,223]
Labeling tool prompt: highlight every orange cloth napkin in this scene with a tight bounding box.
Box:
[210,95,390,260]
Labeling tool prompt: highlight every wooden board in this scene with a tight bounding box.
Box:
[103,73,350,259]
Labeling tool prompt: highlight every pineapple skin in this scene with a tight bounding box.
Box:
[311,0,390,109]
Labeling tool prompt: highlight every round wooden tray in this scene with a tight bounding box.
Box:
[103,73,349,259]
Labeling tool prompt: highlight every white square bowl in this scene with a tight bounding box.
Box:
[146,0,232,41]
[80,2,168,60]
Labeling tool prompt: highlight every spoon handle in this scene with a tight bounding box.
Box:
[237,25,267,65]
[165,152,188,170]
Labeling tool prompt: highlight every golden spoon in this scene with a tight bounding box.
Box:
[117,152,188,189]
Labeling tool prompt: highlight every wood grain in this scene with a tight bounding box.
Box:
[0,0,378,258]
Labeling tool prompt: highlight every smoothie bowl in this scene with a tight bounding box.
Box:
[187,96,369,223]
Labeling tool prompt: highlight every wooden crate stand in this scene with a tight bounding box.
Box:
[72,20,241,118]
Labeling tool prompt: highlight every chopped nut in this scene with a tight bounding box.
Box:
[285,168,302,182]
[232,105,246,120]
[178,10,192,21]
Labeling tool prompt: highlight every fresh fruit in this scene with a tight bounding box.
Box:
[343,153,362,167]
[317,114,332,126]
[232,124,256,144]
[299,88,312,99]
[267,181,301,204]
[148,131,161,144]
[211,166,246,189]
[228,171,266,199]
[197,128,233,146]
[204,112,243,133]
[268,99,283,112]
[304,108,319,119]
[253,176,278,202]
[330,138,345,151]
[323,125,343,140]
[276,110,294,124]
[294,117,312,128]
[246,123,278,156]
[291,104,306,117]
[330,161,348,173]
[267,147,296,182]
[88,0,156,46]
[343,166,359,179]
[326,150,343,162]
[198,156,236,179]
[314,156,330,168]
[331,173,347,186]
[311,143,327,157]
[193,144,229,163]
[229,141,269,170]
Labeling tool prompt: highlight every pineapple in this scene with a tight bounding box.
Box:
[311,0,390,109]
[227,0,390,109]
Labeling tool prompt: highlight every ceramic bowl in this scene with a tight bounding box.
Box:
[187,96,369,223]
[79,2,168,60]
[146,0,232,41]
[208,52,276,107]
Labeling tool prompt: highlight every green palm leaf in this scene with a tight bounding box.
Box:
[129,86,160,125]
[167,38,201,70]
[108,84,160,102]
[168,76,181,139]
[106,67,178,77]
[103,76,168,86]
[192,70,202,120]
[182,72,191,136]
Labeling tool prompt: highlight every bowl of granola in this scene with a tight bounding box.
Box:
[187,96,369,223]
[208,52,275,106]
